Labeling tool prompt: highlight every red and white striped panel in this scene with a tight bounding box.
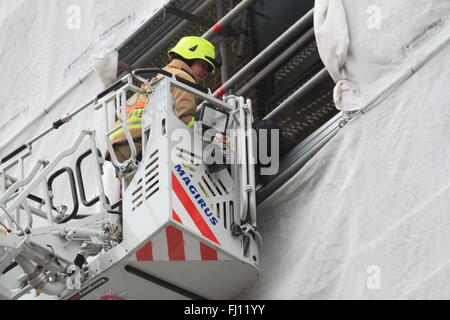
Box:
[129,172,228,262]
[170,173,221,246]
[130,220,229,262]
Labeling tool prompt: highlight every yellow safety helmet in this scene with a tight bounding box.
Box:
[169,36,221,72]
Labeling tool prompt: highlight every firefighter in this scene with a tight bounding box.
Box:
[108,36,221,164]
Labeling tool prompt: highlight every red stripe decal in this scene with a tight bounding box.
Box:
[136,242,153,261]
[172,210,183,224]
[211,22,223,33]
[172,173,220,245]
[166,226,185,261]
[214,87,225,98]
[200,242,218,261]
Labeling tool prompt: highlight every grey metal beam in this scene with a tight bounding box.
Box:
[164,5,215,28]
[216,0,229,83]
[256,112,342,205]
[202,0,256,40]
[236,28,315,96]
[133,0,216,68]
[264,68,329,120]
[214,8,314,97]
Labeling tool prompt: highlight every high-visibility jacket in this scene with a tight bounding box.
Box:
[109,108,144,145]
[125,83,151,114]
[107,59,198,163]
[107,87,147,162]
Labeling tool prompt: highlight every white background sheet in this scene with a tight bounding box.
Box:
[239,0,450,299]
[0,0,167,216]
[314,0,450,112]
[0,0,168,154]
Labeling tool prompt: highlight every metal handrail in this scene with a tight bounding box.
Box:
[237,97,249,222]
[3,132,91,216]
[245,98,257,226]
[0,161,45,206]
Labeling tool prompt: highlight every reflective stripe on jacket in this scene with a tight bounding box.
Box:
[107,60,198,160]
[109,109,144,145]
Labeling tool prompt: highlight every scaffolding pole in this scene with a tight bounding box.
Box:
[202,0,256,40]
[214,8,314,97]
[216,0,229,83]
[264,68,329,120]
[236,28,315,96]
[133,0,216,68]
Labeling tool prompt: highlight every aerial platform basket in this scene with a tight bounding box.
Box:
[0,70,260,300]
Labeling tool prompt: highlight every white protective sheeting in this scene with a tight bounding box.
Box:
[315,0,450,112]
[240,1,450,299]
[0,0,167,216]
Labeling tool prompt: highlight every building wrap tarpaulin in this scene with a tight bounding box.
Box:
[2,0,450,300]
[240,0,450,299]
[0,0,167,215]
